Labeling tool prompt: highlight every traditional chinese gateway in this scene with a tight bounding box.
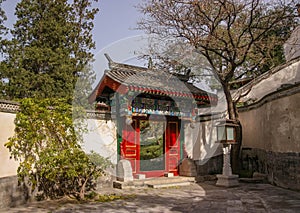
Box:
[89,54,218,178]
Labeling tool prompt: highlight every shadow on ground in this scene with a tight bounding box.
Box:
[3,182,300,213]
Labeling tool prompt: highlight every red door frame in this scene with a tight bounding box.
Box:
[120,116,181,178]
[120,119,139,174]
[165,120,181,176]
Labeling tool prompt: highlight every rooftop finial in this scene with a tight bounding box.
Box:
[104,53,115,68]
[148,57,153,69]
[104,53,112,62]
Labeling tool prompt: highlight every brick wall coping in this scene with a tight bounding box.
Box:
[0,100,111,119]
[0,100,19,113]
[238,82,300,112]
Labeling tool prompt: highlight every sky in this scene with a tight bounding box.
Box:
[2,0,144,52]
[2,0,147,86]
[1,0,215,91]
[93,0,144,51]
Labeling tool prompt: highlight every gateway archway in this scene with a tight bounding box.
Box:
[89,55,217,178]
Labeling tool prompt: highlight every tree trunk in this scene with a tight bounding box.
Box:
[79,178,88,200]
[222,83,242,174]
[222,83,237,120]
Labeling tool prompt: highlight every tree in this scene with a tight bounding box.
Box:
[0,0,7,98]
[0,0,7,52]
[137,0,298,171]
[2,0,107,200]
[1,0,98,100]
[141,37,219,89]
[5,98,111,200]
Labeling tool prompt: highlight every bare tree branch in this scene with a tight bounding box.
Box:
[137,0,298,120]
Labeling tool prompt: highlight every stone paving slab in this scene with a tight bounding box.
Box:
[147,181,191,188]
[2,182,300,213]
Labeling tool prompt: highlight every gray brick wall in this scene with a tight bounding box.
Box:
[242,148,300,191]
[194,154,223,176]
[0,176,29,209]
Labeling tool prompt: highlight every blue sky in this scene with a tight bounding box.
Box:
[2,0,144,52]
[94,0,144,51]
[2,0,147,85]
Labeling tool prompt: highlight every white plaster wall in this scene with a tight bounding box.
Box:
[240,92,300,153]
[0,112,19,178]
[0,112,118,178]
[82,119,117,165]
[83,118,221,166]
[184,120,222,163]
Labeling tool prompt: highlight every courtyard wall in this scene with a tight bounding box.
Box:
[1,65,299,206]
[184,115,223,176]
[0,101,19,178]
[239,82,300,190]
[0,101,116,208]
[0,101,26,208]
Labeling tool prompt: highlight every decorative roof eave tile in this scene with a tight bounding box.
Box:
[126,84,217,105]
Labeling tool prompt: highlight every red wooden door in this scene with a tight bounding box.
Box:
[120,119,139,174]
[120,118,181,177]
[165,121,180,176]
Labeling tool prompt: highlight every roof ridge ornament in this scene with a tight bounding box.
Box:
[104,53,118,69]
[104,53,148,72]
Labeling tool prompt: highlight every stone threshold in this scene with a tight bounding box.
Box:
[113,176,195,189]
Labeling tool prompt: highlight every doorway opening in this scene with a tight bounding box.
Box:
[139,120,165,171]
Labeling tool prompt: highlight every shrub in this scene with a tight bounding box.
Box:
[5,98,103,200]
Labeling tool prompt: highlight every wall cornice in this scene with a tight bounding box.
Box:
[238,82,300,112]
[0,100,112,119]
[0,100,20,114]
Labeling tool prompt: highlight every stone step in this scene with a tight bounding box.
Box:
[146,181,191,189]
[144,176,195,185]
[113,176,195,189]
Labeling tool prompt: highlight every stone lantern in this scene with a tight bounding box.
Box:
[215,119,239,187]
[216,119,238,144]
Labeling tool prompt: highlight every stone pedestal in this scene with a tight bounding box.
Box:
[216,144,239,187]
[179,158,197,177]
[116,159,133,182]
[216,174,239,187]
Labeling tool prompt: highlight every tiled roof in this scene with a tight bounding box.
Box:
[106,68,209,96]
[90,56,217,104]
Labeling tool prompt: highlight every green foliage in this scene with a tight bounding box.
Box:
[5,98,102,200]
[140,140,164,160]
[95,193,136,202]
[1,0,98,100]
[140,120,164,160]
[0,0,7,98]
[0,0,7,49]
[85,192,136,202]
[87,150,113,173]
[140,136,164,171]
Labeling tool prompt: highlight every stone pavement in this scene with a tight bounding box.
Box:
[2,182,300,213]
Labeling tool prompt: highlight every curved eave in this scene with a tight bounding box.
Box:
[127,85,218,106]
[89,75,127,103]
[90,78,218,107]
